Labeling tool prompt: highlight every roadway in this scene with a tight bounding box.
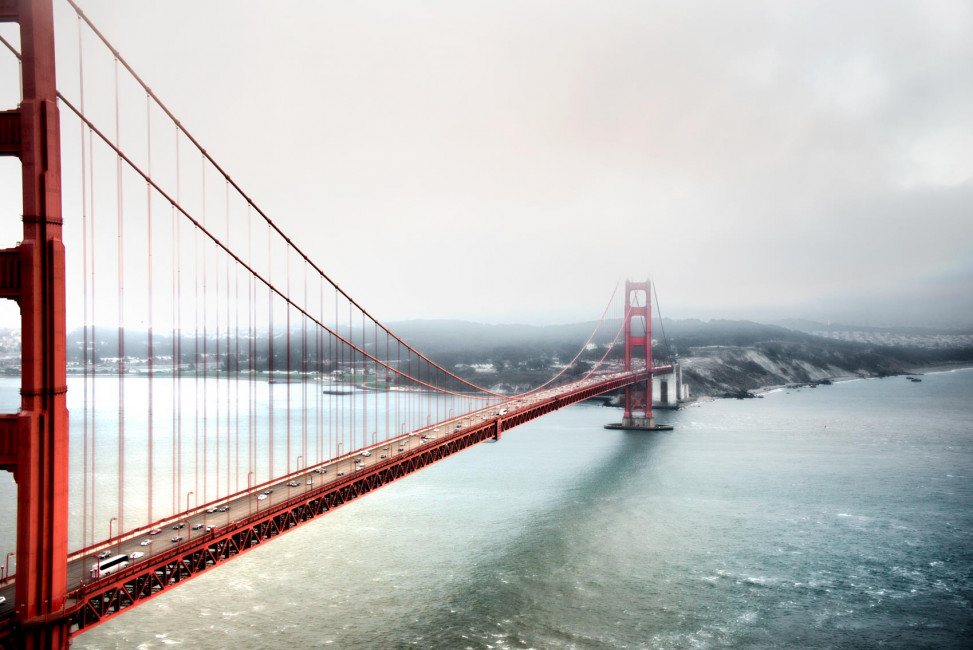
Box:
[0,370,641,620]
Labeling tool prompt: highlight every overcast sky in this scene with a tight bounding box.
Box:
[3,0,972,328]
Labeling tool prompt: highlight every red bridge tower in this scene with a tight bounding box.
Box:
[0,0,72,647]
[606,280,673,431]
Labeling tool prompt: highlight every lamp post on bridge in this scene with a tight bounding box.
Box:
[3,552,14,583]
[248,472,255,514]
[186,491,194,535]
[108,516,119,559]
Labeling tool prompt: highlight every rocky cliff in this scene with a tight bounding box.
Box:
[678,340,908,397]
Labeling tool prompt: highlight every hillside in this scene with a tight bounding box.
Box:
[667,320,971,397]
[679,342,905,397]
[7,318,968,398]
[396,318,973,397]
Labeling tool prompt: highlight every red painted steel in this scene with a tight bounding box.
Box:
[58,0,562,404]
[0,109,20,155]
[0,416,20,476]
[62,371,649,638]
[623,280,653,421]
[0,1,72,648]
[0,3,665,644]
[0,248,21,299]
[42,91,511,405]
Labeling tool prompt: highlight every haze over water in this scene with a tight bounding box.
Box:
[45,369,973,647]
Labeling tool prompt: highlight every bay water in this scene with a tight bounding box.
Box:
[16,369,973,648]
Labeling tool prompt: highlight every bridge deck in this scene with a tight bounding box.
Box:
[0,370,653,640]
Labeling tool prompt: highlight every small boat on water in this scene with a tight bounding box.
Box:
[906,376,922,382]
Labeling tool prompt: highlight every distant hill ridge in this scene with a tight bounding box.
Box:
[773,318,973,336]
[22,319,972,397]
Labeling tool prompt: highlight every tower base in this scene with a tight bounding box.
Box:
[604,417,674,431]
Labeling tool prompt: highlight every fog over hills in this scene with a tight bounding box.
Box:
[4,317,971,397]
[773,319,973,337]
[359,318,973,396]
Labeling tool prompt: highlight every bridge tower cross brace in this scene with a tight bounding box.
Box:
[622,280,655,428]
[0,0,71,648]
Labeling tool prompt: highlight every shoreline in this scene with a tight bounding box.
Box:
[745,363,973,398]
[907,361,973,374]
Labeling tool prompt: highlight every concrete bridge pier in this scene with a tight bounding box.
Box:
[604,416,674,431]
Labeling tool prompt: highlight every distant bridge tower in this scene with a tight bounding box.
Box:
[624,280,653,425]
[606,280,673,431]
[0,0,72,647]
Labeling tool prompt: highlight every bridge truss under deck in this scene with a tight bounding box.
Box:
[60,371,649,638]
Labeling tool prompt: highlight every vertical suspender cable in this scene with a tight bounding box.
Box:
[407,350,412,435]
[335,289,339,458]
[115,56,126,537]
[268,223,274,478]
[227,181,232,497]
[214,179,221,498]
[193,186,200,506]
[385,327,389,442]
[146,91,154,525]
[171,201,178,516]
[89,118,97,543]
[652,282,673,367]
[327,289,332,460]
[213,182,221,498]
[247,204,253,485]
[314,279,319,465]
[393,337,397,435]
[286,246,291,474]
[302,262,308,470]
[201,156,208,504]
[213,182,220,499]
[318,275,323,464]
[77,15,89,548]
[170,132,176,516]
[374,320,378,443]
[213,174,220,498]
[332,288,337,459]
[176,127,184,515]
[361,310,366,448]
[348,303,352,450]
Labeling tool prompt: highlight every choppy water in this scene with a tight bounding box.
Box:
[46,369,973,647]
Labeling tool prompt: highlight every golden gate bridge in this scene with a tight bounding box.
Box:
[0,2,681,646]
